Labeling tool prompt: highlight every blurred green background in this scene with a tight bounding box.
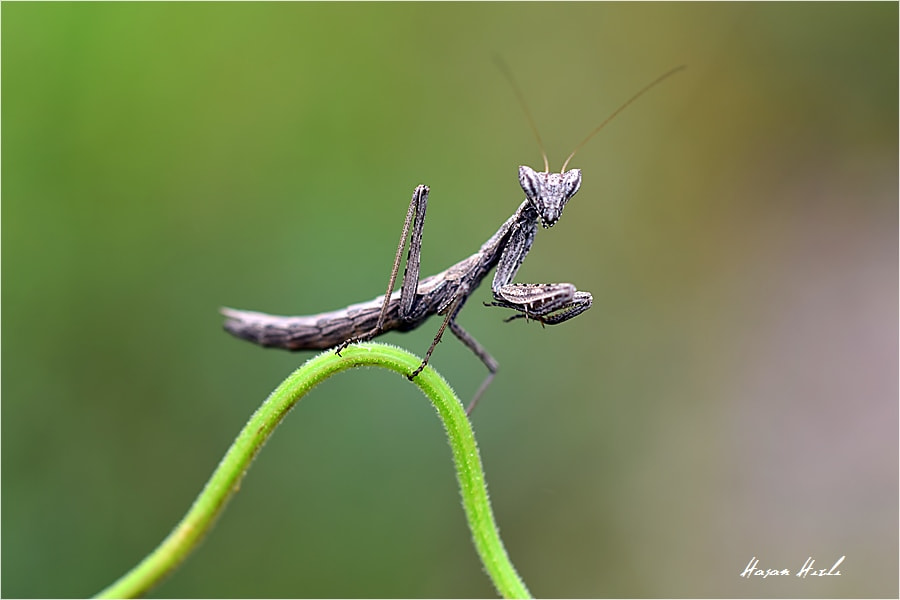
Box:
[3,3,896,598]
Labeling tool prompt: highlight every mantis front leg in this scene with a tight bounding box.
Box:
[491,283,593,324]
[488,209,593,325]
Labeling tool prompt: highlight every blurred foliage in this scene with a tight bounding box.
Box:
[3,3,896,598]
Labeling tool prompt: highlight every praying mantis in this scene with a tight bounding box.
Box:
[222,65,684,413]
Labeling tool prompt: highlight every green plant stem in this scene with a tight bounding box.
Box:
[96,342,530,599]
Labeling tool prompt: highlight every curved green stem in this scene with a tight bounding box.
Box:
[96,343,531,599]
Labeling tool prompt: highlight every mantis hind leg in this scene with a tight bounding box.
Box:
[336,185,430,354]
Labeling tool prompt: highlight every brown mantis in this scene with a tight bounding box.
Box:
[222,66,683,414]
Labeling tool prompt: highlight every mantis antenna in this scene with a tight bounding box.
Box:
[495,57,550,173]
[560,65,686,172]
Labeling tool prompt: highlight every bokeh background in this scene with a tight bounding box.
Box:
[3,3,896,598]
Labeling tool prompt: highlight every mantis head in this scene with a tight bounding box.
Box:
[501,62,684,229]
[518,165,582,228]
